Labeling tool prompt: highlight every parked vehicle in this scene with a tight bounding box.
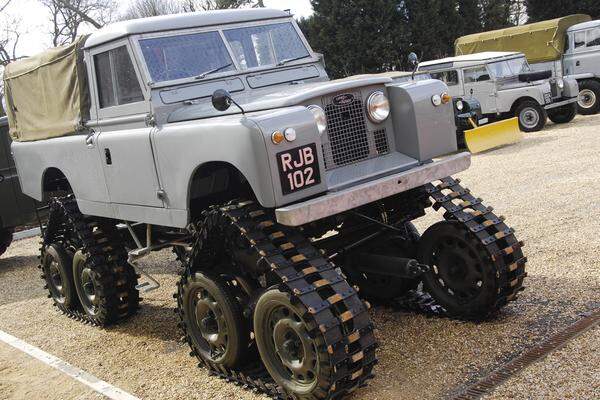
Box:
[3,9,526,400]
[0,116,42,257]
[455,14,600,115]
[418,52,579,132]
[381,69,521,153]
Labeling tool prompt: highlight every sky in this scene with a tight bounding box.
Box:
[1,0,313,58]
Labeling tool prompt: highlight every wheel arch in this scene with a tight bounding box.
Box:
[187,161,261,220]
[41,167,72,200]
[509,96,541,115]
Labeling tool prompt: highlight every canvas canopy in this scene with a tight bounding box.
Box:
[455,14,592,63]
[3,35,90,142]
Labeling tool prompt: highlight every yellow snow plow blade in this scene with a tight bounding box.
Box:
[465,117,522,153]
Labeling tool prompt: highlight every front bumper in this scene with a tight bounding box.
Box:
[275,152,471,226]
[544,97,578,110]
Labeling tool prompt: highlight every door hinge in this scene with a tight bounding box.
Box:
[156,190,167,200]
[145,113,156,127]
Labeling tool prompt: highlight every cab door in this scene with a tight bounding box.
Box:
[90,41,163,208]
[462,66,498,114]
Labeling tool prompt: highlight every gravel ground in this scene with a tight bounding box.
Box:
[0,115,599,400]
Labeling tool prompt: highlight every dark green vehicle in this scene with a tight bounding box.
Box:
[0,115,40,257]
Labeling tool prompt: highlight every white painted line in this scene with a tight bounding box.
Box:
[0,329,140,400]
[13,227,41,241]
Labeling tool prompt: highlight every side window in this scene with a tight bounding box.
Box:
[564,34,570,52]
[574,31,586,50]
[586,28,600,48]
[463,66,490,83]
[95,52,116,108]
[94,46,144,109]
[430,70,459,86]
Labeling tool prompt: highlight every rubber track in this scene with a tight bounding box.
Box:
[425,177,527,312]
[40,196,139,325]
[177,201,378,400]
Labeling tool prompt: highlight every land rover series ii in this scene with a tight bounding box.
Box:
[418,52,579,132]
[3,9,526,399]
[455,14,600,115]
[0,116,42,257]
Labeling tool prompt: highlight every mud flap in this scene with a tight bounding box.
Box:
[465,117,522,154]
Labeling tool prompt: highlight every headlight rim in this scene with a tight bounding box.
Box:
[366,90,390,124]
[307,104,327,135]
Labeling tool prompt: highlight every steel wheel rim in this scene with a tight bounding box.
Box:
[47,256,66,303]
[265,304,319,387]
[74,254,99,315]
[430,236,484,302]
[519,107,539,129]
[578,89,596,109]
[189,287,229,361]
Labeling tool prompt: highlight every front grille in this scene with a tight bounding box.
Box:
[322,92,390,170]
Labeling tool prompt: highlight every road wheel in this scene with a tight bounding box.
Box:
[515,100,547,132]
[43,196,139,326]
[418,221,500,321]
[548,103,576,124]
[0,228,14,257]
[254,288,328,399]
[41,244,78,312]
[178,271,250,368]
[343,223,420,302]
[577,80,600,115]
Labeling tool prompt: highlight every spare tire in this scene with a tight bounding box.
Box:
[518,70,552,83]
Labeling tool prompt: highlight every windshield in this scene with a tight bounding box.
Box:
[223,22,310,70]
[487,57,530,79]
[140,31,235,83]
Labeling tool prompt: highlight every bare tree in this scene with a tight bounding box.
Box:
[42,0,116,46]
[122,0,182,19]
[181,0,264,12]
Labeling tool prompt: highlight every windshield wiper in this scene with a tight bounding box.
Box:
[194,62,233,80]
[277,55,312,66]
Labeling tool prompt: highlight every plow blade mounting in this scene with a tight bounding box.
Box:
[465,117,522,153]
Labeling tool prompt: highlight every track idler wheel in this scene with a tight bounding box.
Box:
[178,271,251,368]
[41,244,78,312]
[419,221,500,320]
[254,288,327,398]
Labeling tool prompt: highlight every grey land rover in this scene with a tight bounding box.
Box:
[3,9,526,399]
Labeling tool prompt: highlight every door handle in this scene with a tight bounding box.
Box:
[104,148,112,165]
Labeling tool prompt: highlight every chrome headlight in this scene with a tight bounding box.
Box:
[307,105,327,135]
[366,91,390,123]
[557,78,564,89]
[455,100,464,111]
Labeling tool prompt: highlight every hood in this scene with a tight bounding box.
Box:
[496,76,548,91]
[166,76,392,123]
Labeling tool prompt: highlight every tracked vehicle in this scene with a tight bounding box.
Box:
[3,9,526,399]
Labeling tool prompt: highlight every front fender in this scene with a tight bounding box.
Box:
[152,106,324,214]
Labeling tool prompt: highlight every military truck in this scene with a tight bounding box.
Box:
[0,116,42,257]
[455,14,600,115]
[418,52,579,132]
[3,9,526,400]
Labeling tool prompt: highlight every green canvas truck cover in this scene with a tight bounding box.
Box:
[2,36,90,142]
[455,14,592,63]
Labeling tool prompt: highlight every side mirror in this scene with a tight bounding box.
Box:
[408,52,419,67]
[211,89,233,112]
[408,52,420,80]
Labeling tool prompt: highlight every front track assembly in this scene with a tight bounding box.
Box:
[421,177,527,319]
[177,201,377,400]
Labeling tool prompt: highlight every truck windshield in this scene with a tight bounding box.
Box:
[223,22,310,70]
[487,57,530,79]
[139,31,235,83]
